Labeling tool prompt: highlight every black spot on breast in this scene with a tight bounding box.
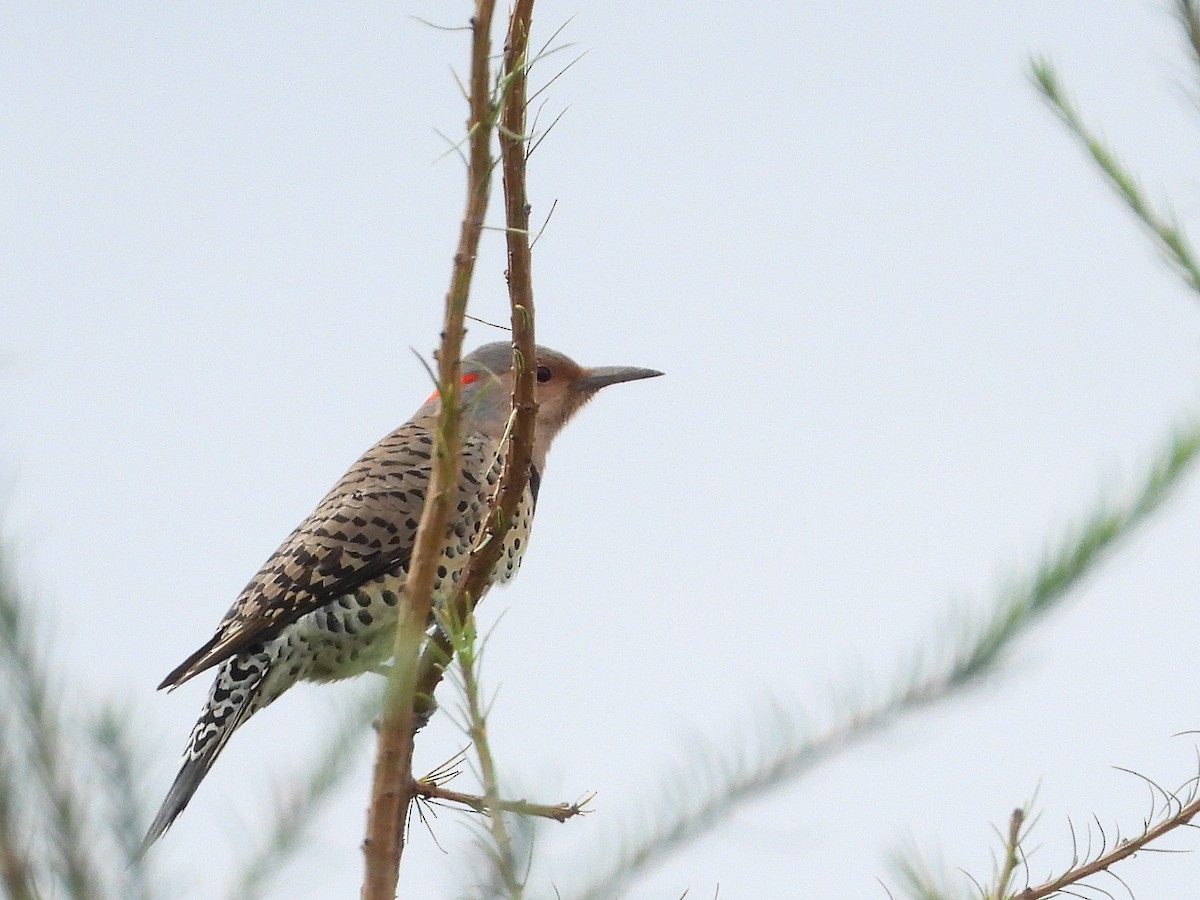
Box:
[358,610,373,627]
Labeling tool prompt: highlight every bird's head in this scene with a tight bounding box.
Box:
[418,341,662,468]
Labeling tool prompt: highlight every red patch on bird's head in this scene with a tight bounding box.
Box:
[425,370,480,403]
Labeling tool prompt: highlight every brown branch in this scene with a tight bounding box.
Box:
[415,781,588,824]
[462,2,537,880]
[410,0,538,759]
[359,2,497,897]
[1015,792,1200,899]
[361,2,543,893]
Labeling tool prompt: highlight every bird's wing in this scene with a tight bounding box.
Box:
[159,422,490,689]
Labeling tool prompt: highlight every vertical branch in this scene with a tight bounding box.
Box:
[468,9,538,889]
[362,3,539,895]
[360,2,497,898]
[501,0,538,360]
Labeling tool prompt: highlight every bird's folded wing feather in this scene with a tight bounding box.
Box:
[158,422,466,689]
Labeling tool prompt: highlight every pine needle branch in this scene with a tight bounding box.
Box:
[564,418,1200,900]
[1030,58,1200,295]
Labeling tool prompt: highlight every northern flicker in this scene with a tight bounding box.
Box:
[144,341,661,847]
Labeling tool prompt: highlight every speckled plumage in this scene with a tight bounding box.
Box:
[144,343,660,848]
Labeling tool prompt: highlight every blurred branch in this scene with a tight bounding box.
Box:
[1179,0,1200,76]
[90,706,154,900]
[232,686,380,900]
[0,555,99,900]
[889,845,976,900]
[564,418,1200,900]
[1030,57,1200,294]
[0,744,37,900]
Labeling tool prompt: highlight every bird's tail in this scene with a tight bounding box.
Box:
[141,653,271,851]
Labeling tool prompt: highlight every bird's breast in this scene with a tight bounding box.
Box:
[268,481,536,686]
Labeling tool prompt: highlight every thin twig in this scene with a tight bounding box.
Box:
[1015,790,1200,899]
[991,809,1024,900]
[418,777,588,822]
[445,607,523,894]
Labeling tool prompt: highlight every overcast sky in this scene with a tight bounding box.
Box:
[5,1,1200,897]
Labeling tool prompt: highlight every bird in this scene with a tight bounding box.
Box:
[143,341,662,848]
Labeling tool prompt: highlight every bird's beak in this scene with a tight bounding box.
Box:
[576,365,664,393]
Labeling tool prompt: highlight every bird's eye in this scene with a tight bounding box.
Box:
[536,366,552,383]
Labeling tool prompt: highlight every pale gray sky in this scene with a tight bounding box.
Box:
[4,1,1200,897]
